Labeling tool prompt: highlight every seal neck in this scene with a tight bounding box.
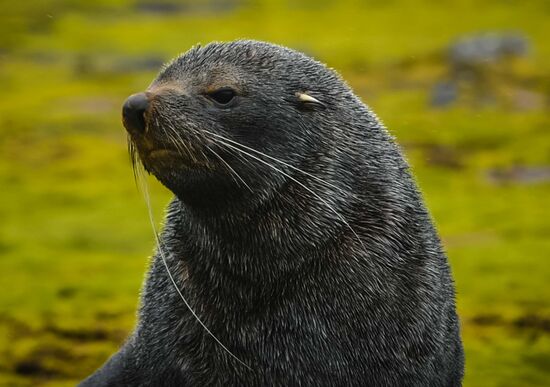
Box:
[167,174,352,281]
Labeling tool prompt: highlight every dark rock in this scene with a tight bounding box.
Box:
[135,0,241,15]
[135,1,185,14]
[404,142,464,169]
[449,32,530,68]
[429,32,535,108]
[57,287,78,299]
[15,359,55,376]
[430,81,458,107]
[486,165,550,184]
[470,314,503,326]
[514,314,550,333]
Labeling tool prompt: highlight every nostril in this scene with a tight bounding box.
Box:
[122,93,150,135]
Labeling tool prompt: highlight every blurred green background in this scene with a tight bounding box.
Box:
[1,0,549,386]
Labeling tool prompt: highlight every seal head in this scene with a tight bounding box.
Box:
[122,41,342,213]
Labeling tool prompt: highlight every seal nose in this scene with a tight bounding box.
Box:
[122,93,149,135]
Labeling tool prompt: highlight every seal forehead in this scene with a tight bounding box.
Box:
[156,40,333,89]
[167,40,293,71]
[154,41,288,92]
[152,63,247,95]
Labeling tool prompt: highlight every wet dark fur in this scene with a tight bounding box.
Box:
[80,40,464,386]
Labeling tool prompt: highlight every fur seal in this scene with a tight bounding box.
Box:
[80,40,464,386]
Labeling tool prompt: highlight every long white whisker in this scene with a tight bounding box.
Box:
[208,137,367,255]
[137,173,252,371]
[163,122,193,161]
[205,145,254,193]
[202,130,346,195]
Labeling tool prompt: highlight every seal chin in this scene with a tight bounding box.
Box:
[141,149,184,171]
[147,149,180,159]
[140,148,190,172]
[138,145,214,179]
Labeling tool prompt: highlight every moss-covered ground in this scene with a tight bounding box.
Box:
[1,1,549,385]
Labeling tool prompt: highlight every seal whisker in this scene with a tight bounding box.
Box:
[161,122,193,161]
[208,136,368,255]
[202,130,347,195]
[128,125,252,369]
[153,111,193,162]
[205,144,254,193]
[199,149,210,167]
[127,137,143,186]
[137,170,253,372]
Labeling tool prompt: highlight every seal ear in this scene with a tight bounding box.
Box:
[295,92,326,111]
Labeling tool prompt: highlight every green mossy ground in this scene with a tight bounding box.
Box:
[1,1,549,385]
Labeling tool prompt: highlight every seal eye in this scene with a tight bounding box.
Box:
[207,88,236,106]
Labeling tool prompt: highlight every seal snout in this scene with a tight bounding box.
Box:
[122,92,149,135]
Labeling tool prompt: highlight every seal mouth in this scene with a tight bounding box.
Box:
[134,145,194,174]
[140,145,193,165]
[124,100,216,175]
[129,136,215,174]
